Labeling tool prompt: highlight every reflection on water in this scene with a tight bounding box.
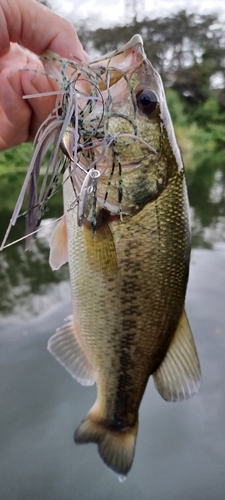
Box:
[0,170,225,499]
[188,167,225,248]
[0,213,69,318]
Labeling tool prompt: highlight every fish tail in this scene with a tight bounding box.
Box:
[74,407,138,477]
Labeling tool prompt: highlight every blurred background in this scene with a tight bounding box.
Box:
[0,1,225,499]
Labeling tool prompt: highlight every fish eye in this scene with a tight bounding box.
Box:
[136,88,158,117]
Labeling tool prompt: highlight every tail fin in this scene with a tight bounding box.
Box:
[74,409,138,477]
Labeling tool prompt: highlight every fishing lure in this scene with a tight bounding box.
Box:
[0,43,156,250]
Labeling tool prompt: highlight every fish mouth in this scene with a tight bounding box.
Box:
[88,35,146,90]
[90,34,145,69]
[93,34,144,61]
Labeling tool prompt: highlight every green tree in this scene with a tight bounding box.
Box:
[77,10,225,107]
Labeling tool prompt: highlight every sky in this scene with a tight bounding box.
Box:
[48,0,225,26]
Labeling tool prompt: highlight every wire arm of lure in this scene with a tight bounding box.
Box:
[112,133,157,154]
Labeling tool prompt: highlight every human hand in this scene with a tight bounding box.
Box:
[0,0,88,151]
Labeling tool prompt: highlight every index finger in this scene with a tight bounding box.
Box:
[0,0,87,60]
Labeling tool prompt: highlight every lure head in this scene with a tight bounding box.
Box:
[77,169,100,226]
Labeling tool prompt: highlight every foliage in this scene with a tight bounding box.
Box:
[77,10,225,107]
[0,143,32,171]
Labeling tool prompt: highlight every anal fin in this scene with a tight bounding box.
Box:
[47,315,96,386]
[153,309,201,401]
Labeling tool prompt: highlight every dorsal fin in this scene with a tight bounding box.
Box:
[153,309,201,401]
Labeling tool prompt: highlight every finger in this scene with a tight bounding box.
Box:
[0,61,60,150]
[0,42,39,72]
[0,0,88,61]
[0,67,31,149]
[20,62,60,141]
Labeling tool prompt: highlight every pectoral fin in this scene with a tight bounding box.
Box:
[47,316,96,386]
[153,309,201,401]
[49,216,68,270]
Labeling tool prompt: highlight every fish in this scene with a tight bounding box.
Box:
[9,34,201,479]
[47,34,201,478]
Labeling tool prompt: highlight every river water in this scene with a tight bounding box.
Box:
[0,170,225,500]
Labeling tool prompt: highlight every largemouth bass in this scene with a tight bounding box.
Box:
[46,35,201,478]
